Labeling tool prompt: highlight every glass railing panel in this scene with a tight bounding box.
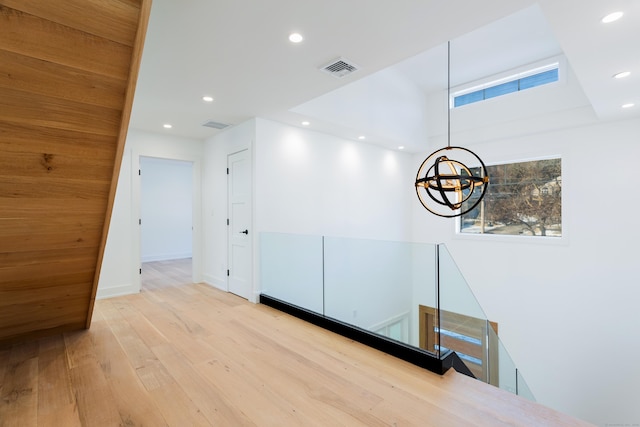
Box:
[437,248,535,401]
[323,237,414,346]
[259,232,324,314]
[516,369,536,402]
[411,242,439,354]
[322,238,439,353]
[491,324,517,393]
[436,244,490,377]
[488,313,536,401]
[437,244,488,320]
[259,234,532,398]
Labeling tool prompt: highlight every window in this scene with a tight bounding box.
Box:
[453,67,559,108]
[459,158,561,237]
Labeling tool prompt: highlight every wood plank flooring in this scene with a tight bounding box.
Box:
[141,258,192,291]
[0,260,594,426]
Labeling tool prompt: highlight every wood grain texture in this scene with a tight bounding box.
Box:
[0,0,149,344]
[0,87,122,137]
[0,176,111,200]
[0,50,127,110]
[0,0,140,46]
[36,337,81,426]
[0,6,133,79]
[0,122,117,160]
[0,342,39,426]
[0,217,104,253]
[0,262,595,426]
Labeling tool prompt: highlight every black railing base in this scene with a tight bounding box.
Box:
[259,294,474,378]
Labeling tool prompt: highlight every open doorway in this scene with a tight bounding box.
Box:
[139,156,194,291]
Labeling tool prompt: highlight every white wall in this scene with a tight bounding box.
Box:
[140,157,193,262]
[97,142,134,298]
[254,118,414,240]
[97,129,203,298]
[412,115,640,425]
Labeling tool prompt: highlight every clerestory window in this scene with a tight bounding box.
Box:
[452,64,559,108]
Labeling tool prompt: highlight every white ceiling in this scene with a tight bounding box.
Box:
[130,0,640,152]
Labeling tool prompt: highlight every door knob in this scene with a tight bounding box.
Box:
[240,229,248,235]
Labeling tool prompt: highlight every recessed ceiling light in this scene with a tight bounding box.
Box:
[602,11,623,23]
[301,121,310,126]
[613,71,631,79]
[622,103,635,109]
[398,146,405,150]
[289,33,303,43]
[163,124,172,129]
[202,96,214,102]
[358,135,366,140]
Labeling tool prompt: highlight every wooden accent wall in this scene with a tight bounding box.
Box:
[0,0,151,344]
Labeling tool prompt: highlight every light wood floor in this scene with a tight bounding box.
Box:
[0,260,593,426]
[141,258,192,291]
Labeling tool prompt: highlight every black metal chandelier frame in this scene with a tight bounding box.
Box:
[414,42,489,218]
[415,146,489,218]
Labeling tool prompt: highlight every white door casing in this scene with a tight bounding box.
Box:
[131,150,202,296]
[227,149,252,299]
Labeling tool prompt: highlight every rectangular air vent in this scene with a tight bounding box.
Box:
[320,57,359,78]
[202,120,231,130]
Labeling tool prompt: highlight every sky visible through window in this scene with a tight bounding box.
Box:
[454,68,559,107]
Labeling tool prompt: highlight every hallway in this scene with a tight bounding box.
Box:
[141,258,192,291]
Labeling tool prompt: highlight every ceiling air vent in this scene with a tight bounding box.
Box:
[202,120,231,130]
[320,57,359,78]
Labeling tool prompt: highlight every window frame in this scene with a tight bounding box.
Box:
[454,155,567,245]
[450,55,566,109]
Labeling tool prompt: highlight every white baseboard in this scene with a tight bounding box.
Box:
[202,274,226,291]
[96,283,139,299]
[141,252,192,263]
[250,289,261,304]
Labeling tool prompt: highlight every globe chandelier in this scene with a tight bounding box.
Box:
[415,42,489,218]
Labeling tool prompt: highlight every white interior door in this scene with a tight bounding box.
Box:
[227,149,252,299]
